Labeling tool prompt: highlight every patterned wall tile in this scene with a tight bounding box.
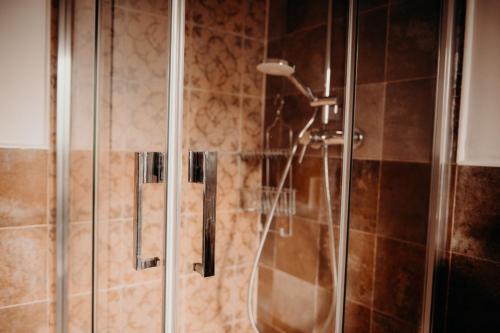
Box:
[189,91,240,151]
[190,27,243,93]
[241,98,263,151]
[122,282,163,333]
[190,0,245,34]
[242,39,265,96]
[0,302,48,332]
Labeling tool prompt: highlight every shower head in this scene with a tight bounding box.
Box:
[257,58,316,102]
[256,58,295,76]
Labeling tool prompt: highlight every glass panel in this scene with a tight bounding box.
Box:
[343,0,442,331]
[177,0,350,332]
[92,0,170,332]
[67,0,97,330]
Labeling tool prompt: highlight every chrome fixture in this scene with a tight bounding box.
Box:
[188,151,218,278]
[257,59,338,109]
[134,152,166,270]
[298,127,364,163]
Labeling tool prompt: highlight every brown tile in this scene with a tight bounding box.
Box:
[257,265,274,324]
[331,17,347,87]
[190,26,243,93]
[372,311,417,333]
[373,237,425,324]
[0,302,48,332]
[0,227,47,306]
[386,0,439,80]
[451,166,500,262]
[190,0,245,34]
[383,79,435,162]
[275,217,320,283]
[271,270,316,332]
[353,83,385,160]
[357,6,387,84]
[267,0,287,40]
[260,232,276,266]
[344,301,371,333]
[318,224,339,289]
[378,161,430,244]
[115,0,169,16]
[0,148,47,227]
[314,287,335,332]
[346,231,375,305]
[446,254,500,332]
[350,160,380,232]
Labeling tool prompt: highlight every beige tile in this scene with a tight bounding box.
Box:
[0,302,48,332]
[190,0,245,34]
[271,270,316,332]
[0,227,47,306]
[189,91,240,152]
[0,149,47,227]
[96,290,124,332]
[96,221,125,289]
[112,7,168,82]
[241,98,263,151]
[121,281,163,332]
[68,222,92,294]
[68,293,92,332]
[181,270,233,332]
[69,150,93,223]
[242,39,265,97]
[190,27,242,93]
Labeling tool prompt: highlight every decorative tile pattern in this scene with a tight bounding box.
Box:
[190,27,243,93]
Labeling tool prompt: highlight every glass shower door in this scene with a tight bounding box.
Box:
[91,0,174,331]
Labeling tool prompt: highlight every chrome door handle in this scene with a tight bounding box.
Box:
[188,151,217,277]
[133,152,166,270]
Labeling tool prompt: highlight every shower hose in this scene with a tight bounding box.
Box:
[247,113,338,333]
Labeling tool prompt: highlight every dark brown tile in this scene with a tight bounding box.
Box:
[357,6,387,84]
[261,231,275,266]
[354,83,385,160]
[372,311,418,333]
[244,0,267,38]
[378,161,431,244]
[267,0,287,40]
[383,79,435,162]
[331,18,347,87]
[275,217,320,283]
[291,156,325,221]
[446,254,500,333]
[346,231,375,305]
[451,166,500,262]
[359,0,388,12]
[344,301,371,333]
[282,26,326,94]
[285,0,329,33]
[386,0,439,80]
[350,160,380,232]
[373,237,425,324]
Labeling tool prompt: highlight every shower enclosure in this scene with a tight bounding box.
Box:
[50,0,461,332]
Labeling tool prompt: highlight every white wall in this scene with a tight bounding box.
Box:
[457,0,500,167]
[0,0,50,149]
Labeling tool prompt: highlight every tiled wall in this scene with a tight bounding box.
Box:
[179,1,267,332]
[258,0,441,332]
[0,0,58,331]
[433,2,500,331]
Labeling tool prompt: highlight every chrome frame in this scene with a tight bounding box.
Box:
[163,0,185,331]
[335,0,359,332]
[55,0,72,331]
[422,0,457,331]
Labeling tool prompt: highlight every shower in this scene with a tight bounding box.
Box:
[247,58,364,332]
